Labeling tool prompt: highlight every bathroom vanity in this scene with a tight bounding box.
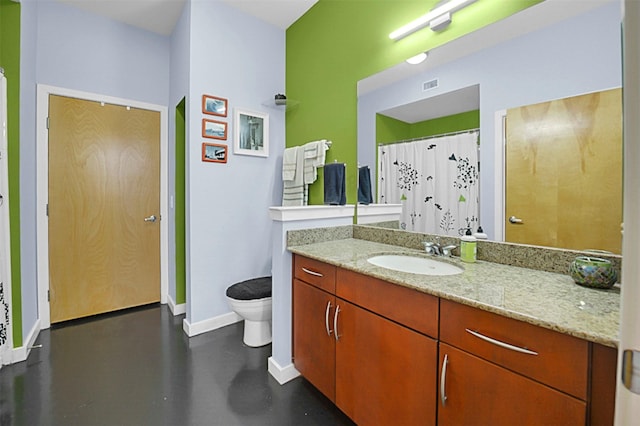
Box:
[289,229,619,426]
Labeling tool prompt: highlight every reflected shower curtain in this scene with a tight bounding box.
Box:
[0,72,10,365]
[378,132,479,236]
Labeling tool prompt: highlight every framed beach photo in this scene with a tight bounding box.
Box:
[202,119,227,140]
[202,94,227,117]
[234,109,269,157]
[202,143,228,163]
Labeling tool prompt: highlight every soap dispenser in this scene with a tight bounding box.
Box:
[473,226,488,240]
[460,229,477,263]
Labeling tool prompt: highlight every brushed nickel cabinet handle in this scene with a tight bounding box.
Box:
[333,305,341,341]
[325,301,333,336]
[301,267,323,277]
[440,353,449,407]
[465,329,538,355]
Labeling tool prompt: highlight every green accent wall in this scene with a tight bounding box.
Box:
[410,110,480,139]
[376,114,410,144]
[286,0,542,205]
[0,0,22,347]
[175,98,186,305]
[377,109,479,144]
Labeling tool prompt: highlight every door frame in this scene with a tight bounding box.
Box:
[494,109,507,242]
[36,84,169,329]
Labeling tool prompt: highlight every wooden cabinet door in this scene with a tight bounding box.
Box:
[336,299,437,426]
[292,279,336,401]
[438,343,586,426]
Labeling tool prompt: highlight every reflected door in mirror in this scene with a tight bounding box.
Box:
[505,88,622,254]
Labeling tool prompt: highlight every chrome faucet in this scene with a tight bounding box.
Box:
[423,237,457,257]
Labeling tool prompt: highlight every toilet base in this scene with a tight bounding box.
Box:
[243,319,272,347]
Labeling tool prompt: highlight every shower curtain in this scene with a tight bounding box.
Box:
[0,71,11,366]
[378,131,479,236]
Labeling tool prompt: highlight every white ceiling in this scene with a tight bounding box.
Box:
[55,0,319,35]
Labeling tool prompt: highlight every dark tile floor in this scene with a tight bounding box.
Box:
[0,304,355,426]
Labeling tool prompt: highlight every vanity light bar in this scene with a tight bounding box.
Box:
[389,0,478,40]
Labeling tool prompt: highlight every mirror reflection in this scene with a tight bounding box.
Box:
[357,0,622,253]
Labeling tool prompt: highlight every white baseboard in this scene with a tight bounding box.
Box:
[9,319,41,364]
[167,294,186,316]
[268,356,300,385]
[182,311,242,337]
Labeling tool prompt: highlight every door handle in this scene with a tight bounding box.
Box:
[333,305,341,341]
[325,301,333,336]
[440,353,449,406]
[509,216,523,224]
[144,215,157,223]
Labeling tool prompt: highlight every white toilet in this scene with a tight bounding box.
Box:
[225,277,273,347]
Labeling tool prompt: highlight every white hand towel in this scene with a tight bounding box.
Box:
[282,146,305,206]
[303,140,330,184]
[282,147,298,181]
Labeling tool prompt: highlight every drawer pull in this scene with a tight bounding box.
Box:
[440,353,449,406]
[334,305,341,341]
[301,267,323,277]
[325,301,333,336]
[465,329,538,356]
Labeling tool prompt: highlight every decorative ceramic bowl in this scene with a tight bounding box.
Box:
[569,256,617,289]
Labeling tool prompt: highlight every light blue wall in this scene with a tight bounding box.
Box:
[358,2,622,239]
[35,1,170,105]
[19,0,38,344]
[16,0,286,338]
[186,1,285,324]
[16,0,172,339]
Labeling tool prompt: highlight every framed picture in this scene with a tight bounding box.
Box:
[202,119,227,140]
[202,143,228,163]
[202,94,227,117]
[234,109,269,157]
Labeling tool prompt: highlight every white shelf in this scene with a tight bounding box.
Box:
[262,98,300,111]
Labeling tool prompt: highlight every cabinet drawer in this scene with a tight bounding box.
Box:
[440,299,588,400]
[438,343,586,425]
[294,255,336,293]
[336,268,439,338]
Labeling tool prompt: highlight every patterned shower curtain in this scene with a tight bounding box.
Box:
[378,131,479,236]
[0,72,9,366]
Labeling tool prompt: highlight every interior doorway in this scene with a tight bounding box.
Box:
[36,85,169,328]
[48,95,161,323]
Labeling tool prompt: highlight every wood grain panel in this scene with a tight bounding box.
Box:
[336,300,437,426]
[292,279,336,402]
[293,255,336,293]
[438,343,586,426]
[48,95,160,323]
[336,267,439,338]
[440,299,589,400]
[506,88,622,253]
[589,343,617,425]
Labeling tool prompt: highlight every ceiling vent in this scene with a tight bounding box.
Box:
[423,78,439,91]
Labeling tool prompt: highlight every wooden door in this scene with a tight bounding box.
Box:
[438,343,586,425]
[48,95,160,323]
[292,279,336,401]
[505,88,622,253]
[335,300,437,426]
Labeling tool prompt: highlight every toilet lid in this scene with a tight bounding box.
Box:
[226,276,272,300]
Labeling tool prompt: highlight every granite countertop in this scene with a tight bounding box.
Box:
[289,238,620,348]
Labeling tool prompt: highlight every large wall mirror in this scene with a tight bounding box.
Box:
[356,0,622,254]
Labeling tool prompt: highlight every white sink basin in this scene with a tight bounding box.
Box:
[367,254,464,276]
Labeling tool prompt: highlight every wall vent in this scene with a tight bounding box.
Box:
[423,79,439,91]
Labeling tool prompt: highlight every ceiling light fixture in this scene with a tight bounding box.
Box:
[389,0,478,41]
[406,52,428,65]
